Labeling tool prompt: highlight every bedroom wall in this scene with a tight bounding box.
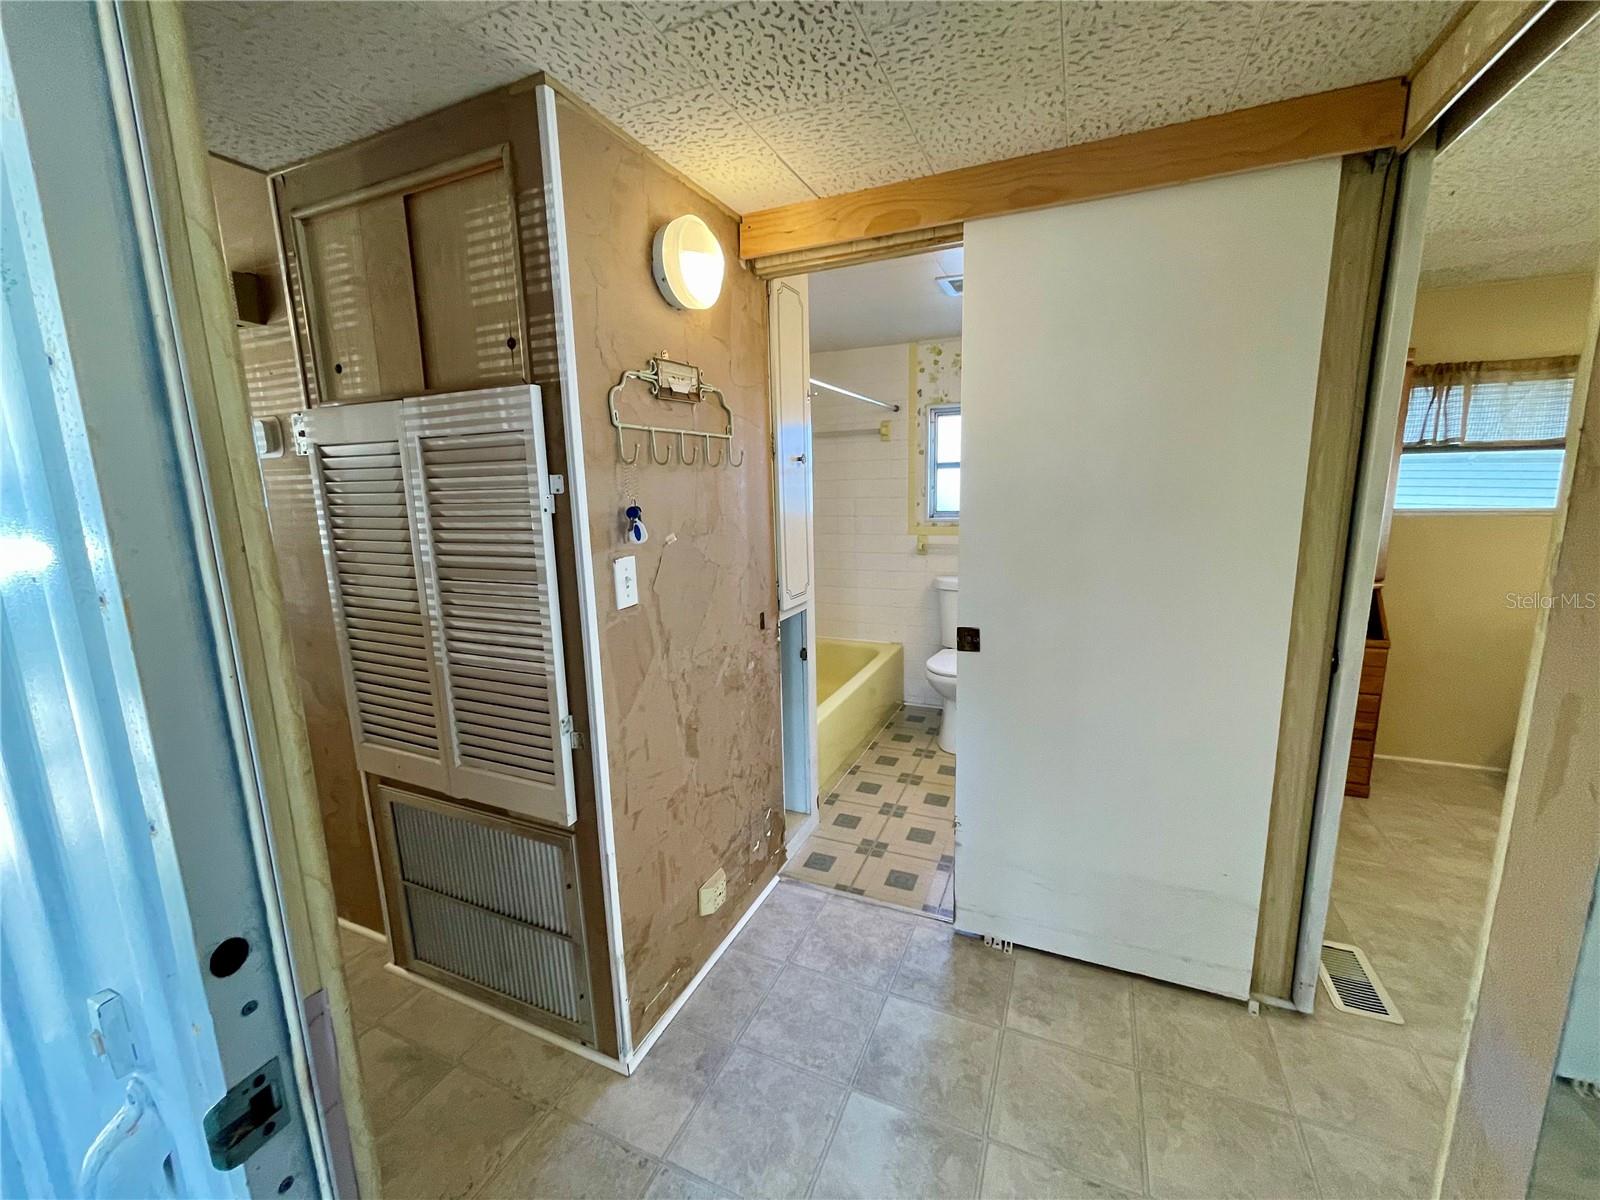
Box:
[552,91,783,1043]
[1377,275,1590,768]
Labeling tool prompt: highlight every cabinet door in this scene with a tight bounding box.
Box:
[770,277,813,613]
[406,169,525,392]
[300,399,452,793]
[299,195,424,402]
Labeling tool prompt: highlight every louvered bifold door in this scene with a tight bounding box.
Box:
[401,386,577,828]
[300,400,452,794]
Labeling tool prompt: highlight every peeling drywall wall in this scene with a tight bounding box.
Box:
[553,94,782,1041]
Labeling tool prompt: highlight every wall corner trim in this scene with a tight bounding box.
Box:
[534,82,634,1060]
[622,874,782,1074]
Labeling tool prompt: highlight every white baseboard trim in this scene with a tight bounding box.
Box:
[382,961,628,1075]
[622,872,781,1073]
[336,916,385,944]
[1373,753,1508,775]
[784,809,820,852]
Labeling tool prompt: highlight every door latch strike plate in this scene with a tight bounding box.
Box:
[204,1057,290,1171]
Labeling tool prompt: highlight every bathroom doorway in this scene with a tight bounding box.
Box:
[776,245,964,921]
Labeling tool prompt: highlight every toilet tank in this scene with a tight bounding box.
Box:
[935,576,959,648]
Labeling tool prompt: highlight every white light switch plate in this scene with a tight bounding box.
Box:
[613,555,639,610]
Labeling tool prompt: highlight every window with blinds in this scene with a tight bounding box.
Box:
[1395,359,1576,511]
[300,385,577,828]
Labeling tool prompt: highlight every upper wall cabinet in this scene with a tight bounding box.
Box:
[770,276,813,614]
[284,148,527,406]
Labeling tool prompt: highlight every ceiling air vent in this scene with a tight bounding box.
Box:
[935,274,963,297]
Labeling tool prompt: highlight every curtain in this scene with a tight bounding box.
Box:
[1403,356,1579,449]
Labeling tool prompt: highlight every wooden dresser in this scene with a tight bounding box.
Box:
[1345,588,1389,797]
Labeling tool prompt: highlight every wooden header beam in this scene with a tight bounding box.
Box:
[1402,0,1551,150]
[739,78,1407,261]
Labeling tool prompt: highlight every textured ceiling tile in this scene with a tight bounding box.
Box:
[1061,1,1260,144]
[616,90,816,212]
[905,87,1067,173]
[455,1,700,117]
[185,1,523,168]
[852,0,940,33]
[746,92,931,194]
[1233,1,1459,108]
[866,1,1064,103]
[663,1,888,121]
[1421,25,1600,287]
[631,1,745,32]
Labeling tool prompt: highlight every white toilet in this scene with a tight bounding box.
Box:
[925,575,958,754]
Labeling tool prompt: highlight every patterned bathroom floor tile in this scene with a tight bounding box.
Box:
[867,726,934,756]
[855,851,946,909]
[856,745,924,774]
[888,705,942,737]
[878,810,955,861]
[832,772,909,807]
[901,777,957,819]
[815,800,889,842]
[784,837,865,890]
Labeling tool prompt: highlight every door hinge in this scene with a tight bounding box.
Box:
[549,473,565,495]
[204,1056,289,1170]
[561,714,585,750]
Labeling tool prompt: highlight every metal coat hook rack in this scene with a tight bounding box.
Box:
[608,354,743,468]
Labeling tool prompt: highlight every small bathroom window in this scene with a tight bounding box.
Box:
[927,404,962,520]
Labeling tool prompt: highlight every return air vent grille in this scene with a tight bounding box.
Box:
[1320,941,1403,1024]
[382,787,593,1043]
[416,429,558,788]
[319,439,441,757]
[406,888,585,1024]
[391,796,571,934]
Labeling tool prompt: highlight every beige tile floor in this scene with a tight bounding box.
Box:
[785,705,955,920]
[341,757,1505,1199]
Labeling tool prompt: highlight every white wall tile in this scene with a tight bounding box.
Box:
[810,340,961,705]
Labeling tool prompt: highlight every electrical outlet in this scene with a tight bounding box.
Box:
[698,868,727,916]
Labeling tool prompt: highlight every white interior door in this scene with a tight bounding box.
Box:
[770,276,813,613]
[955,162,1341,999]
[3,5,325,1192]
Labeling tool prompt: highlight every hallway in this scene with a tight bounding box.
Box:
[344,759,1501,1198]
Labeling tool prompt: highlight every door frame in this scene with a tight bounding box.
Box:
[1284,140,1436,1009]
[3,1,340,1194]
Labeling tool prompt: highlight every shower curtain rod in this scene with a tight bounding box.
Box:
[809,377,901,412]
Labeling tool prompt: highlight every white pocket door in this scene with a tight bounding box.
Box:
[302,385,577,827]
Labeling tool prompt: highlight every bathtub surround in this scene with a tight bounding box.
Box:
[815,639,903,794]
[811,340,961,706]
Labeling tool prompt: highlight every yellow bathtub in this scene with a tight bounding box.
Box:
[816,638,904,793]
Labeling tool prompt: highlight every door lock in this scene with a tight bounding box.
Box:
[204,1057,290,1170]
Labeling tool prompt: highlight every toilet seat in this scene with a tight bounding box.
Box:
[927,648,957,678]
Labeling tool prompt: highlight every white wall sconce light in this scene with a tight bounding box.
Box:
[652,214,725,310]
